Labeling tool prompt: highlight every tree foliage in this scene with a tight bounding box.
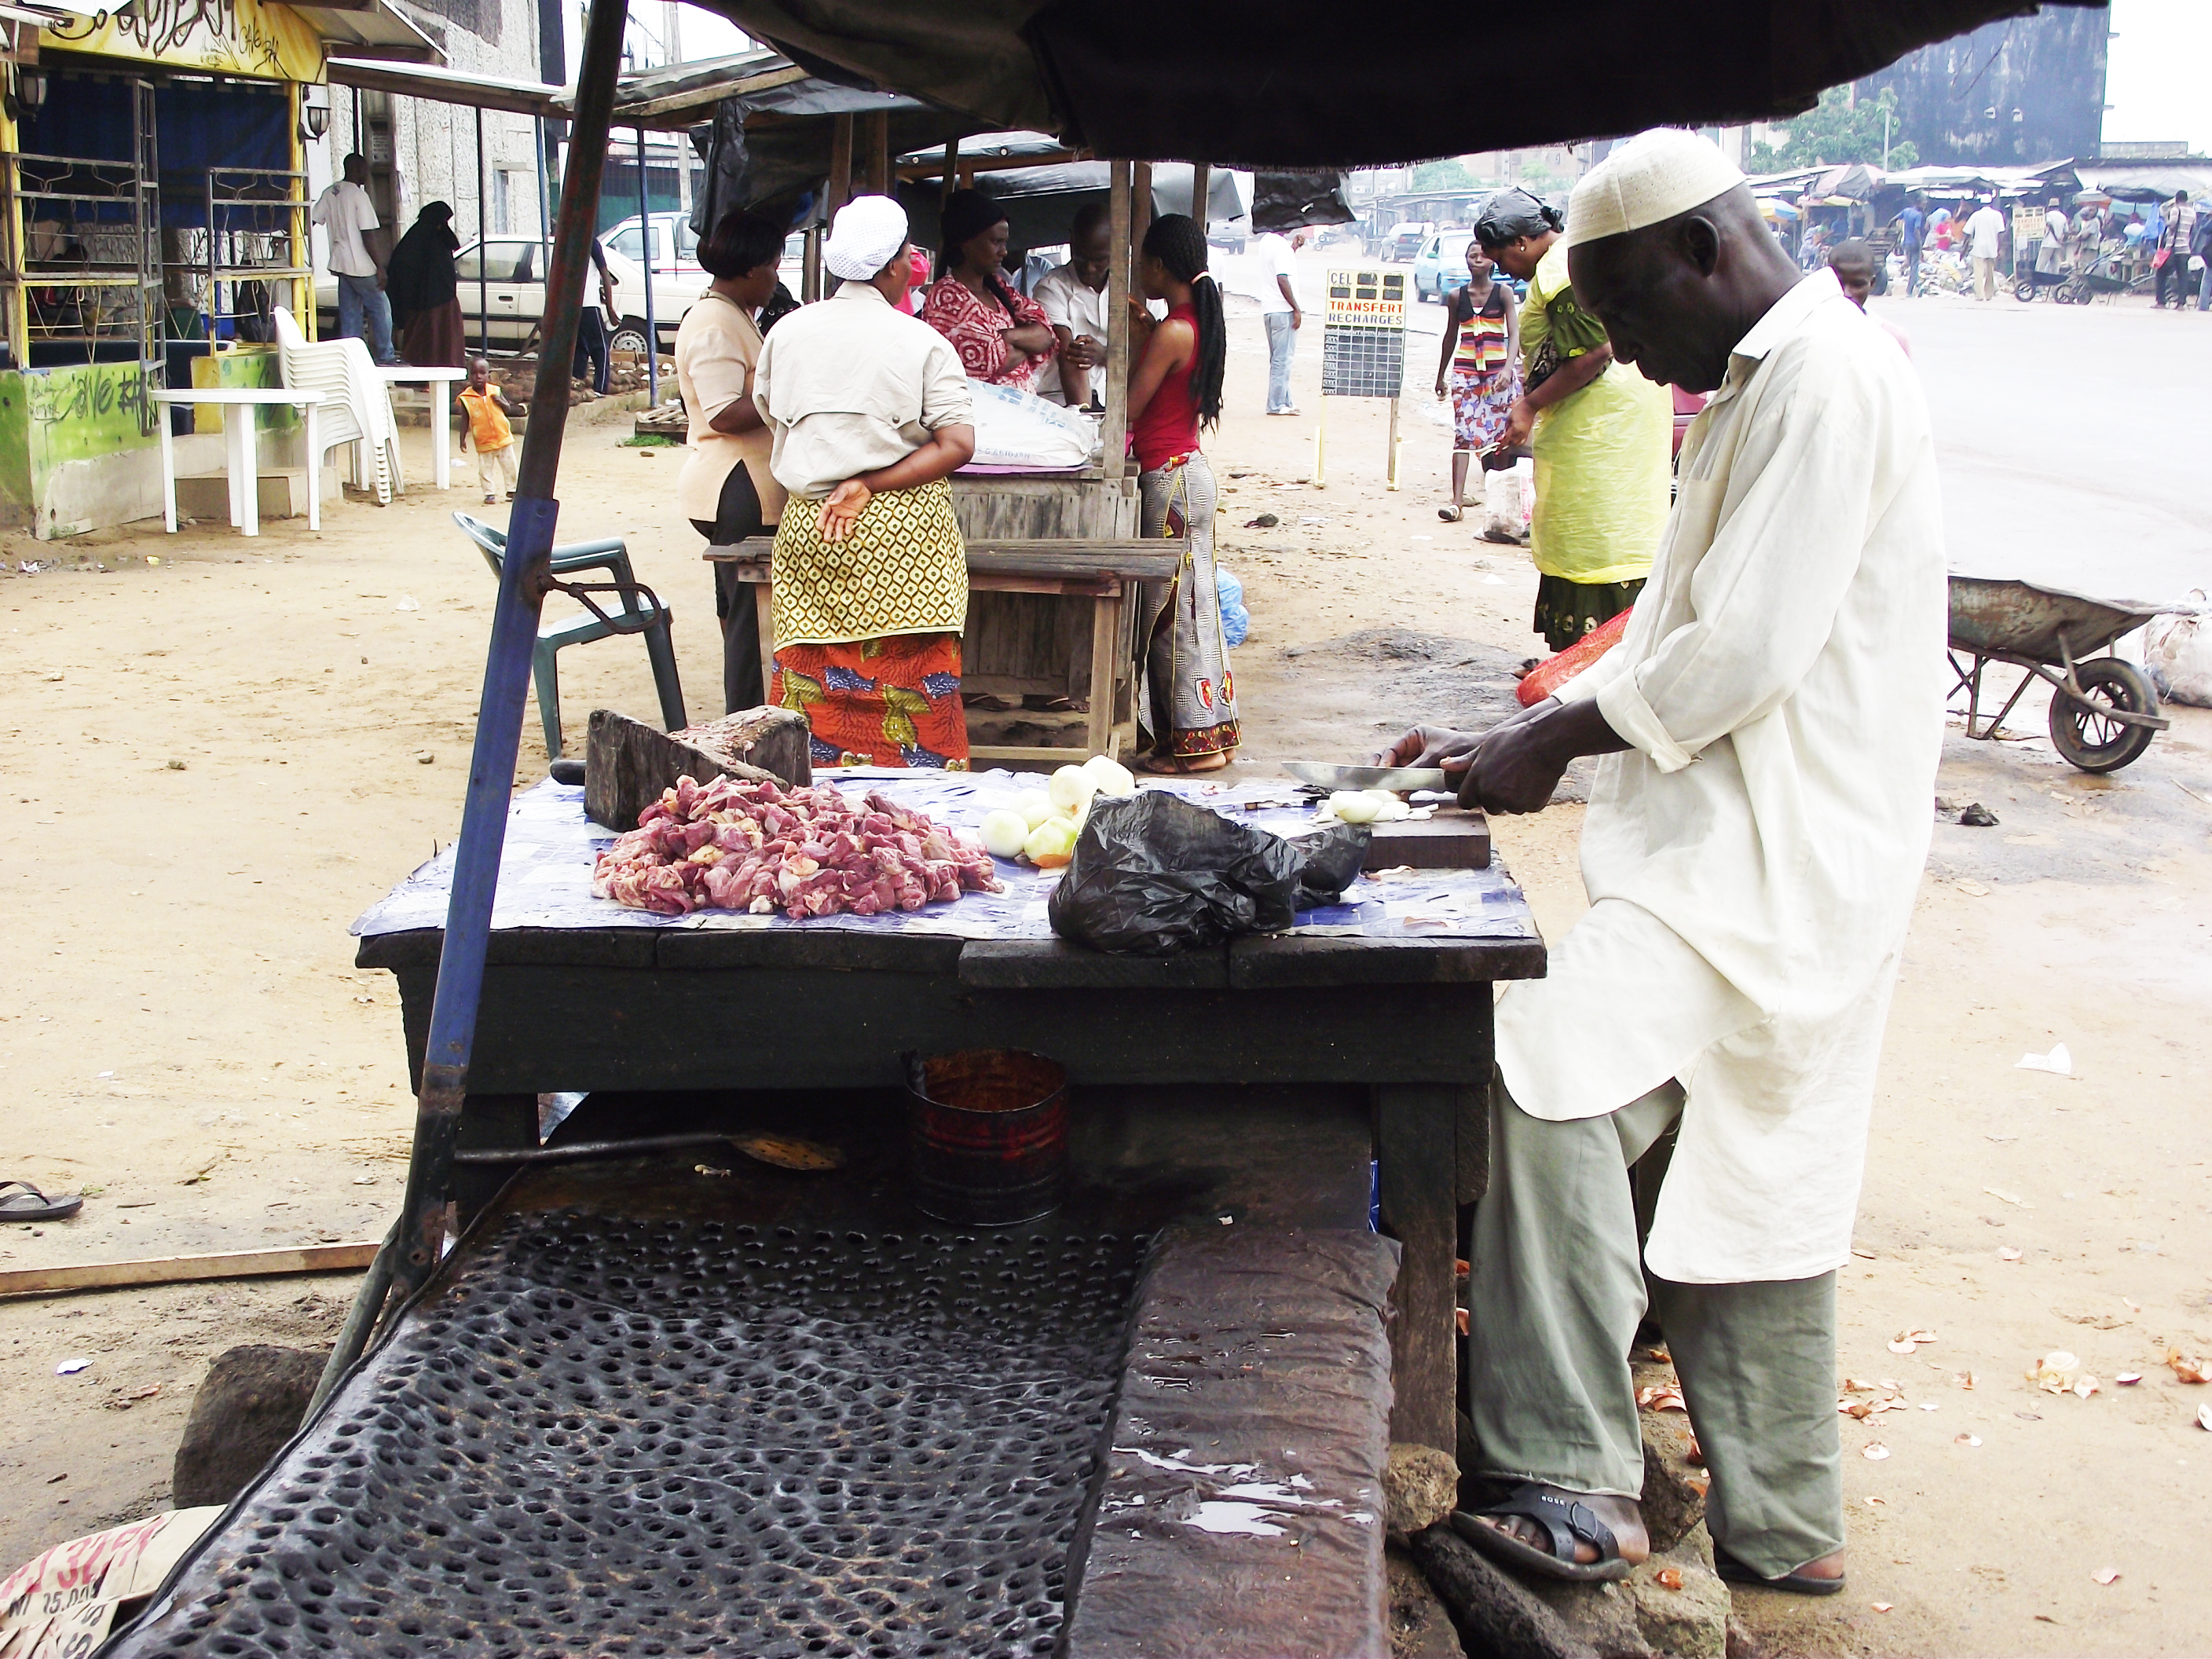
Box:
[1411,158,1479,192]
[1748,86,1919,173]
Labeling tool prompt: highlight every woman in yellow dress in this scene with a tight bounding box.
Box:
[1481,190,1672,652]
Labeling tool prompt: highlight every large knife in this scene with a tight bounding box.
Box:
[1282,760,1451,793]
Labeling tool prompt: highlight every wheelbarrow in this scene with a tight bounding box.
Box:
[1947,575,2171,773]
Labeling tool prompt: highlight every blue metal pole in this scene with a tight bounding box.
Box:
[388,0,632,1301]
[636,125,657,405]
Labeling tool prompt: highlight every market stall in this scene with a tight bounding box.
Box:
[94,1,2104,1654]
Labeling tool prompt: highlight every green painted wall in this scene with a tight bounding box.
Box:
[189,346,293,433]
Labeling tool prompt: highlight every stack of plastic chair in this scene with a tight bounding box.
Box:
[272,307,405,504]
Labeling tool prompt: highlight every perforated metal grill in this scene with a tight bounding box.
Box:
[114,1214,1145,1659]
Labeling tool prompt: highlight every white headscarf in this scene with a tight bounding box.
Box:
[1564,130,1748,249]
[823,194,909,281]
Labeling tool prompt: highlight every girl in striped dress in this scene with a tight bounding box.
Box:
[1433,240,1520,522]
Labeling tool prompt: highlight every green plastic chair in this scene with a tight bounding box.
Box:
[452,512,686,757]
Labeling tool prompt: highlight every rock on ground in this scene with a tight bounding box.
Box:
[1388,1544,1467,1659]
[1385,1442,1461,1539]
[1634,1379,1709,1554]
[1407,1524,1600,1659]
[172,1344,327,1507]
[1522,1520,1730,1659]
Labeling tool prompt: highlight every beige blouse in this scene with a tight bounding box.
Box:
[753,279,972,500]
[675,291,784,527]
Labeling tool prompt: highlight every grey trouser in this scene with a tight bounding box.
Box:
[1463,1073,1844,1579]
[1263,310,1296,411]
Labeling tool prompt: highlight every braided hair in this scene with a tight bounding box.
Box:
[1142,213,1224,430]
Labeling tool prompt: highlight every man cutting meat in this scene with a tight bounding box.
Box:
[1386,129,1944,1594]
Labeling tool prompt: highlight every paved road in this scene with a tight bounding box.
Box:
[1873,291,2210,606]
[1269,252,2208,606]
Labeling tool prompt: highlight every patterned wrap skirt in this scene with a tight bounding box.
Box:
[1533,573,1646,656]
[769,477,970,769]
[1450,364,1520,452]
[1137,452,1240,759]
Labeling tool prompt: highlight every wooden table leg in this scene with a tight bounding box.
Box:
[1088,588,1119,759]
[756,574,778,705]
[1378,1081,1459,1454]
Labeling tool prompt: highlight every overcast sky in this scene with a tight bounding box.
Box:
[2104,0,2212,151]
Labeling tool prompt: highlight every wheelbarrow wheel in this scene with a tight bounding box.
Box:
[2012,276,2038,302]
[2048,657,2159,773]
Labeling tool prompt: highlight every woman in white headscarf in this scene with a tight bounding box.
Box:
[753,196,980,769]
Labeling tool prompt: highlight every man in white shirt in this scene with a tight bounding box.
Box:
[1965,197,2007,301]
[1254,226,1308,415]
[1387,130,1943,1597]
[311,153,399,364]
[1031,205,1112,408]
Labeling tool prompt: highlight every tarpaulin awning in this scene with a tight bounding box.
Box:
[684,0,2108,167]
[2075,163,2212,203]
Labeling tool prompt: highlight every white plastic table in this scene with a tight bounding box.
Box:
[375,366,466,490]
[153,387,323,537]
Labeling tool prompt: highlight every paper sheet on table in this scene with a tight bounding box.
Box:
[350,771,1538,946]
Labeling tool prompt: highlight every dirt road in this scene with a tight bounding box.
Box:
[2,287,2208,1654]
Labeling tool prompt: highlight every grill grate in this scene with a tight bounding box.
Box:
[113,1213,1144,1659]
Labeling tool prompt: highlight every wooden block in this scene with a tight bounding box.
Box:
[1366,808,1491,870]
[582,707,805,830]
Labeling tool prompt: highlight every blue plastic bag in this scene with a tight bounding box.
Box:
[1216,566,1250,647]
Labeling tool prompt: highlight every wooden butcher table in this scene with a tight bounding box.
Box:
[350,773,1546,1454]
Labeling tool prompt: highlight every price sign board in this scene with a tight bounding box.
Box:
[1321,267,1408,398]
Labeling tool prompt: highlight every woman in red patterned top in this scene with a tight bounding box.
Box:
[917,189,1057,389]
[1126,214,1238,773]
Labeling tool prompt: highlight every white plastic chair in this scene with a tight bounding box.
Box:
[273,307,405,504]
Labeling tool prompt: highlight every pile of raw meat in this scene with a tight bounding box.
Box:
[591,773,1002,918]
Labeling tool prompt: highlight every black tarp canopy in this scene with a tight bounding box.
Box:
[688,0,2106,167]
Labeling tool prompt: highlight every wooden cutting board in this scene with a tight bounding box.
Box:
[1363,807,1490,870]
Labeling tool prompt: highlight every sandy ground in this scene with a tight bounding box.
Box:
[2,272,2209,1654]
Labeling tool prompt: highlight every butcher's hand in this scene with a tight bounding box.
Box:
[1378,724,1481,781]
[818,479,872,543]
[1457,696,1631,815]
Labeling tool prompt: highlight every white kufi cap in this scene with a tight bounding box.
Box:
[823,194,909,280]
[1564,129,1746,249]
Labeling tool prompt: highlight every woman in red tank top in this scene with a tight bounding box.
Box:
[1126,214,1239,773]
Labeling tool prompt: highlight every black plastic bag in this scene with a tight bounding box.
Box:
[1047,793,1368,956]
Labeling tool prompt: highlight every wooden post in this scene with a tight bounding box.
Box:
[1377,1083,1460,1455]
[1190,162,1211,234]
[865,110,891,195]
[1131,161,1153,264]
[828,113,854,218]
[1102,160,1132,475]
[941,139,958,206]
[802,224,822,301]
[1314,393,1328,487]
[1386,394,1401,491]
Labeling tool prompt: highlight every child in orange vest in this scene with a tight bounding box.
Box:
[455,357,520,504]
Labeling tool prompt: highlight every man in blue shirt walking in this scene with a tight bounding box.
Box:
[1893,197,1925,297]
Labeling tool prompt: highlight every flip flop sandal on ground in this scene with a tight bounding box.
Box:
[1438,506,1463,522]
[0,1181,82,1222]
[1450,1484,1635,1583]
[1713,1544,1847,1597]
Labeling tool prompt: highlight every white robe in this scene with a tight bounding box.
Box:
[1495,269,1947,1285]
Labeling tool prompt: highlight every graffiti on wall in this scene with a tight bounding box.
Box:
[41,0,323,83]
